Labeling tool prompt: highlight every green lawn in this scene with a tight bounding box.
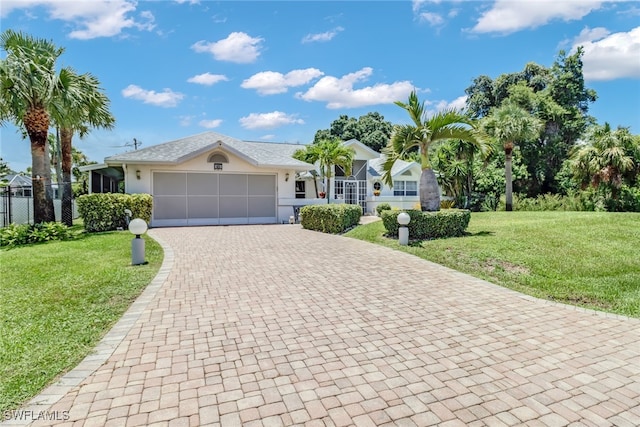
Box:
[346,211,640,318]
[0,230,163,412]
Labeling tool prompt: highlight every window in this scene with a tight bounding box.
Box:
[207,152,229,163]
[393,180,417,196]
[295,181,306,199]
[373,182,382,191]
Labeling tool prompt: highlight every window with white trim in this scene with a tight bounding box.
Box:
[393,180,417,196]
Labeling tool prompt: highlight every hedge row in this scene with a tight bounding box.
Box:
[300,204,362,234]
[381,209,471,239]
[77,193,152,232]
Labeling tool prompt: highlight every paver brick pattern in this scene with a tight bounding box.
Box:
[20,225,640,426]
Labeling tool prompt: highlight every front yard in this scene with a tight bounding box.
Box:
[346,211,640,318]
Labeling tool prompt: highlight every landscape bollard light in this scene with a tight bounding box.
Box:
[397,212,410,246]
[129,218,148,265]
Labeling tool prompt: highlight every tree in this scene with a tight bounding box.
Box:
[568,123,639,199]
[434,138,492,208]
[293,137,354,202]
[382,90,480,211]
[0,157,10,176]
[51,68,115,226]
[313,112,393,152]
[0,30,64,223]
[481,102,543,211]
[464,49,597,196]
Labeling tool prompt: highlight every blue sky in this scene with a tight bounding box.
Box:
[1,0,639,173]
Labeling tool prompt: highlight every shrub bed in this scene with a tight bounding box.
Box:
[300,204,362,234]
[381,209,471,239]
[376,203,391,216]
[77,193,152,232]
[0,222,77,247]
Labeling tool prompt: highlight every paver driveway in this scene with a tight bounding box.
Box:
[12,224,640,427]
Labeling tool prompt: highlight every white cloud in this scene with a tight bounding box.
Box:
[187,73,229,86]
[192,32,264,64]
[302,27,344,43]
[430,95,468,116]
[239,112,304,130]
[296,67,415,109]
[575,26,640,80]
[121,84,184,107]
[472,0,604,34]
[241,68,324,95]
[1,0,155,39]
[199,119,223,129]
[418,12,444,26]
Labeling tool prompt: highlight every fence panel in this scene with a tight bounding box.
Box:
[0,188,79,227]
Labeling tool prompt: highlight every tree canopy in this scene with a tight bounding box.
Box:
[313,112,393,152]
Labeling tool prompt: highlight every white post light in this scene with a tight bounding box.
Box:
[128,218,148,265]
[397,212,410,246]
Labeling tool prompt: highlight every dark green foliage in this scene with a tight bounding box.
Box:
[376,203,391,216]
[77,193,152,232]
[313,112,393,152]
[0,222,76,247]
[300,204,362,234]
[381,209,471,239]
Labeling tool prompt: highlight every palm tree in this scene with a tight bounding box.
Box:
[51,68,115,226]
[293,137,354,202]
[569,123,638,199]
[0,30,64,223]
[482,102,542,211]
[382,90,480,211]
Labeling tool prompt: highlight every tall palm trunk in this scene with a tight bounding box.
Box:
[25,106,55,223]
[60,128,74,226]
[420,168,440,211]
[504,142,514,211]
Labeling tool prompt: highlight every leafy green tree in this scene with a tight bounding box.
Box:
[481,102,542,211]
[434,138,492,208]
[51,68,115,226]
[314,112,393,152]
[0,157,11,176]
[568,123,639,200]
[382,90,479,211]
[293,137,354,202]
[465,49,596,196]
[0,30,64,223]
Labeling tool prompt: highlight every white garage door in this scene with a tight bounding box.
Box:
[152,172,277,226]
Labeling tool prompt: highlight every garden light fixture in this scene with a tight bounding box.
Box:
[128,218,148,265]
[397,212,410,246]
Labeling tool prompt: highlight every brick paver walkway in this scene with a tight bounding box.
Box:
[10,225,640,426]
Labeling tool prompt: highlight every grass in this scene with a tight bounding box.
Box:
[346,211,640,318]
[0,229,163,412]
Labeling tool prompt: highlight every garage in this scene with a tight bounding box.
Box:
[152,172,277,226]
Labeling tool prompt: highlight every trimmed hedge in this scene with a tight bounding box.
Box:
[300,204,362,234]
[381,209,471,239]
[77,193,153,232]
[376,203,391,216]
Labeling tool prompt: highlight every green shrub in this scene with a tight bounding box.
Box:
[300,204,362,234]
[381,209,471,239]
[1,222,76,247]
[376,203,391,216]
[77,193,153,232]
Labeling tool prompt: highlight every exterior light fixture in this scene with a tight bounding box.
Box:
[397,212,410,246]
[136,170,141,180]
[128,218,148,265]
[285,172,290,182]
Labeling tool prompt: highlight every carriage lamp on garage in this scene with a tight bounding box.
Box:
[397,212,410,246]
[129,218,148,265]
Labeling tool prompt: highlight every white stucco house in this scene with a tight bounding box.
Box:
[82,131,421,227]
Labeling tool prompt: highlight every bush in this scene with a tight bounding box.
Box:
[381,209,471,240]
[300,204,362,234]
[1,222,76,247]
[77,193,153,232]
[376,203,391,216]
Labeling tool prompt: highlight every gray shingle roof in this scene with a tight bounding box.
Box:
[105,131,313,169]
